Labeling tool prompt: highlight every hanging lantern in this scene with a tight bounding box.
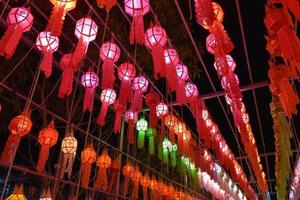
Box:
[5,184,26,200]
[145,87,160,128]
[81,67,99,112]
[206,33,217,54]
[47,0,76,36]
[145,25,168,79]
[59,129,78,179]
[37,120,59,172]
[108,156,121,192]
[0,7,33,59]
[95,149,112,191]
[125,0,150,44]
[97,88,117,126]
[100,41,121,89]
[117,63,136,105]
[185,82,199,100]
[130,166,142,199]
[125,110,138,144]
[162,138,172,164]
[131,75,149,112]
[214,54,236,76]
[176,64,189,105]
[136,118,148,149]
[80,144,96,188]
[164,114,177,143]
[113,100,127,134]
[36,31,59,78]
[0,110,32,165]
[122,163,134,196]
[173,121,186,153]
[156,102,169,138]
[164,48,180,91]
[140,174,151,200]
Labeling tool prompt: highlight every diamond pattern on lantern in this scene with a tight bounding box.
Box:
[100,89,116,104]
[124,0,150,16]
[164,48,179,65]
[164,114,177,128]
[118,63,136,81]
[206,33,217,54]
[9,112,32,136]
[185,82,199,98]
[156,102,168,118]
[36,32,59,51]
[136,118,148,132]
[173,122,186,135]
[100,42,121,62]
[75,18,98,42]
[175,64,189,80]
[81,71,99,88]
[221,74,239,90]
[125,110,138,122]
[61,136,78,154]
[145,25,167,48]
[214,55,236,73]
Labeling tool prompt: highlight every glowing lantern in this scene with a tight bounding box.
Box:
[206,33,217,54]
[156,102,169,118]
[117,63,136,105]
[0,110,32,165]
[36,31,59,77]
[164,114,177,142]
[96,0,117,12]
[214,54,236,76]
[131,75,149,112]
[113,100,127,134]
[37,120,59,172]
[196,2,224,30]
[176,64,189,105]
[136,118,148,149]
[145,25,168,79]
[59,129,77,179]
[164,48,180,91]
[140,174,151,200]
[47,0,76,36]
[145,88,160,128]
[185,82,199,100]
[97,88,117,126]
[125,0,150,44]
[80,144,96,188]
[100,41,121,89]
[81,68,99,112]
[173,121,186,153]
[130,166,142,199]
[5,184,26,200]
[125,110,138,144]
[95,149,111,191]
[0,7,33,59]
[122,163,134,196]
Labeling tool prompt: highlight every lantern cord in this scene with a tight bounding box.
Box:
[188,0,193,21]
[0,0,10,19]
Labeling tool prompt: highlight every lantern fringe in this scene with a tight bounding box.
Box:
[183,141,190,157]
[170,151,177,167]
[40,51,53,78]
[0,25,23,59]
[72,38,87,67]
[0,134,20,165]
[123,177,130,196]
[60,153,75,179]
[36,146,50,172]
[81,163,92,188]
[158,141,162,160]
[166,64,178,92]
[129,15,145,45]
[83,88,95,113]
[95,167,108,191]
[176,80,187,105]
[145,89,160,128]
[148,136,155,155]
[160,122,166,138]
[142,186,147,200]
[47,6,65,36]
[131,180,139,199]
[169,130,175,143]
[113,102,126,134]
[137,131,145,149]
[119,80,133,105]
[97,104,109,126]
[132,91,143,112]
[152,44,166,79]
[128,121,135,144]
[101,59,115,89]
[151,189,157,200]
[162,148,168,165]
[108,157,120,192]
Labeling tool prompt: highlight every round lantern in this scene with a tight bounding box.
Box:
[176,64,189,81]
[125,110,138,144]
[132,76,149,112]
[80,145,97,188]
[97,89,117,126]
[0,7,34,59]
[61,136,78,154]
[118,63,136,105]
[124,0,150,44]
[185,82,199,102]
[36,31,59,78]
[156,102,169,118]
[214,54,236,76]
[164,114,177,128]
[145,25,168,79]
[206,33,217,54]
[81,68,99,112]
[164,48,180,91]
[95,149,111,190]
[176,64,189,105]
[136,118,148,149]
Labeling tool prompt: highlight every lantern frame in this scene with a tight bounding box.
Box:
[100,89,117,104]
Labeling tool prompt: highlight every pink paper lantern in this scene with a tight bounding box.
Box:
[221,74,239,90]
[118,63,136,105]
[185,82,199,98]
[81,69,99,112]
[131,76,149,112]
[125,110,138,144]
[176,64,189,105]
[97,89,117,126]
[164,48,180,92]
[156,102,168,118]
[206,33,217,54]
[36,31,59,78]
[214,55,236,76]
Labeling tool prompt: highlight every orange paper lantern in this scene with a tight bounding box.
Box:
[95,149,111,191]
[80,144,96,188]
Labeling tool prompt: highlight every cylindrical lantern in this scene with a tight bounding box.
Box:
[164,48,180,91]
[95,149,112,191]
[122,163,134,196]
[37,120,58,172]
[0,110,32,165]
[97,88,117,126]
[145,25,168,79]
[113,100,127,134]
[140,174,151,200]
[124,0,150,44]
[0,7,33,59]
[136,118,148,149]
[125,110,138,144]
[81,67,99,112]
[214,54,236,76]
[131,75,149,112]
[36,31,59,78]
[100,41,121,89]
[117,63,136,105]
[80,144,96,188]
[145,88,160,128]
[176,64,189,105]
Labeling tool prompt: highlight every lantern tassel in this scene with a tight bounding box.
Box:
[160,122,166,138]
[0,25,23,59]
[183,141,190,157]
[169,130,175,143]
[132,91,143,112]
[60,153,75,179]
[176,80,187,105]
[123,177,130,196]
[58,68,75,98]
[95,167,108,190]
[149,105,158,128]
[137,131,145,149]
[119,80,133,105]
[128,121,135,144]
[171,151,177,167]
[36,146,50,172]
[72,38,87,67]
[163,148,168,165]
[47,6,66,36]
[166,64,178,91]
[108,161,120,192]
[83,88,95,113]
[97,103,109,126]
[177,132,183,153]
[40,50,53,78]
[142,186,147,200]
[0,134,21,165]
[131,181,139,199]
[151,189,157,200]
[149,136,154,155]
[151,44,166,79]
[101,59,115,89]
[129,15,145,45]
[113,102,126,134]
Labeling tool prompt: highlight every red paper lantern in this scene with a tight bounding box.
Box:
[164,48,180,91]
[125,110,138,144]
[100,41,121,89]
[80,144,96,188]
[0,7,33,59]
[97,88,117,126]
[125,0,150,44]
[176,64,189,105]
[145,25,168,79]
[145,88,160,128]
[117,63,136,105]
[156,102,169,118]
[95,149,111,191]
[196,2,224,30]
[131,75,149,112]
[37,120,58,172]
[36,31,59,78]
[81,68,99,112]
[214,54,236,76]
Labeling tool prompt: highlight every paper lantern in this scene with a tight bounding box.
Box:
[164,48,180,91]
[206,33,217,54]
[136,118,148,149]
[156,102,168,118]
[47,0,76,36]
[197,2,224,29]
[214,54,236,76]
[185,82,199,99]
[173,121,186,153]
[59,129,77,179]
[131,75,149,112]
[97,88,117,126]
[125,110,138,144]
[36,31,59,77]
[95,149,111,191]
[140,174,151,200]
[100,41,121,89]
[125,0,150,44]
[176,64,189,105]
[37,120,58,172]
[130,166,142,199]
[0,7,33,59]
[164,114,177,142]
[5,184,26,200]
[80,144,96,188]
[145,88,160,128]
[81,68,99,112]
[0,110,32,165]
[145,25,168,79]
[122,163,134,196]
[113,100,127,134]
[117,63,136,105]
